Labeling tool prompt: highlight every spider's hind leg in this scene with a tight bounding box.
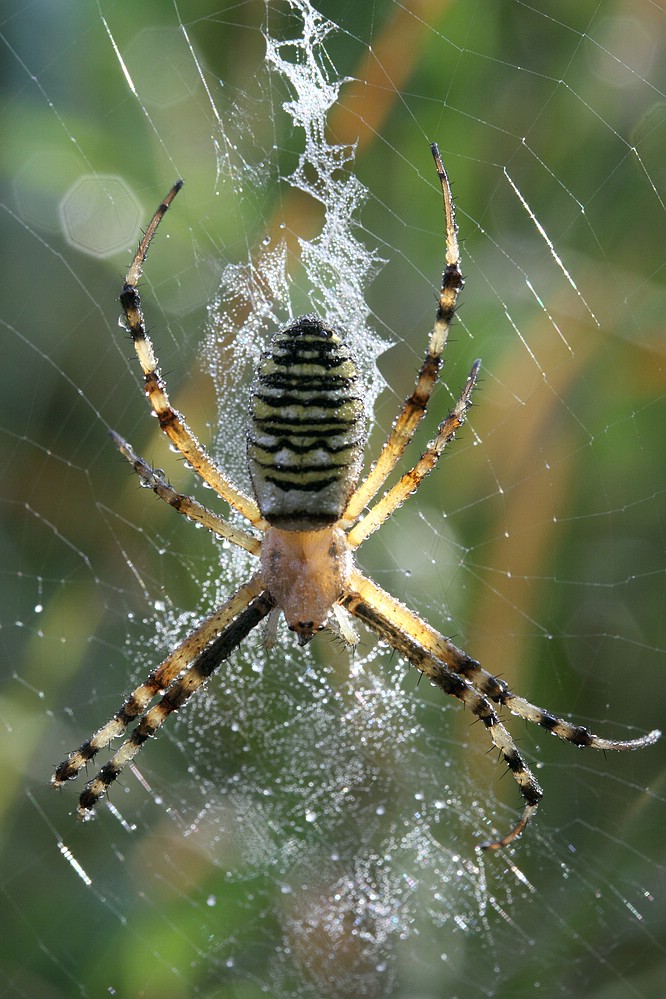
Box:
[75,588,274,816]
[340,578,544,850]
[478,716,543,850]
[52,576,267,802]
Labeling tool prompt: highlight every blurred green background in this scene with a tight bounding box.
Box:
[1,1,665,997]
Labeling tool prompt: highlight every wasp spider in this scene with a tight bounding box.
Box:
[52,145,659,849]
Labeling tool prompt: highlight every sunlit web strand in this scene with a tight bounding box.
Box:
[504,167,599,329]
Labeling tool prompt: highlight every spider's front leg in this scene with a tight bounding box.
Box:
[119,181,265,528]
[109,430,261,555]
[347,359,479,549]
[343,143,466,524]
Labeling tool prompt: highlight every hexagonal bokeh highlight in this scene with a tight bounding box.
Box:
[589,18,656,88]
[59,175,142,258]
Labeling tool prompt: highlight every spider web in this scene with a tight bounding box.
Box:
[2,1,665,996]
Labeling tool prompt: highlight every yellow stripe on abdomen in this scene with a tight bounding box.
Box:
[247,315,365,530]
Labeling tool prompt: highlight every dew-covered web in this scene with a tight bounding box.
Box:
[2,2,665,997]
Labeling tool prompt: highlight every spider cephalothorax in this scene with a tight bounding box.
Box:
[52,145,659,849]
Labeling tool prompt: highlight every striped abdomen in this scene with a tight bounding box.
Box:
[247,315,365,530]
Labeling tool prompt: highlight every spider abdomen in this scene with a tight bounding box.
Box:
[247,315,365,530]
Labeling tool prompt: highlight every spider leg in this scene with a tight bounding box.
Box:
[52,573,265,791]
[72,588,274,816]
[347,359,479,548]
[346,569,660,752]
[339,579,542,850]
[110,430,262,555]
[343,144,465,524]
[499,691,660,752]
[119,181,265,528]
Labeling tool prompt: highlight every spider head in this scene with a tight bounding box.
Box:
[260,525,352,646]
[289,620,320,646]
